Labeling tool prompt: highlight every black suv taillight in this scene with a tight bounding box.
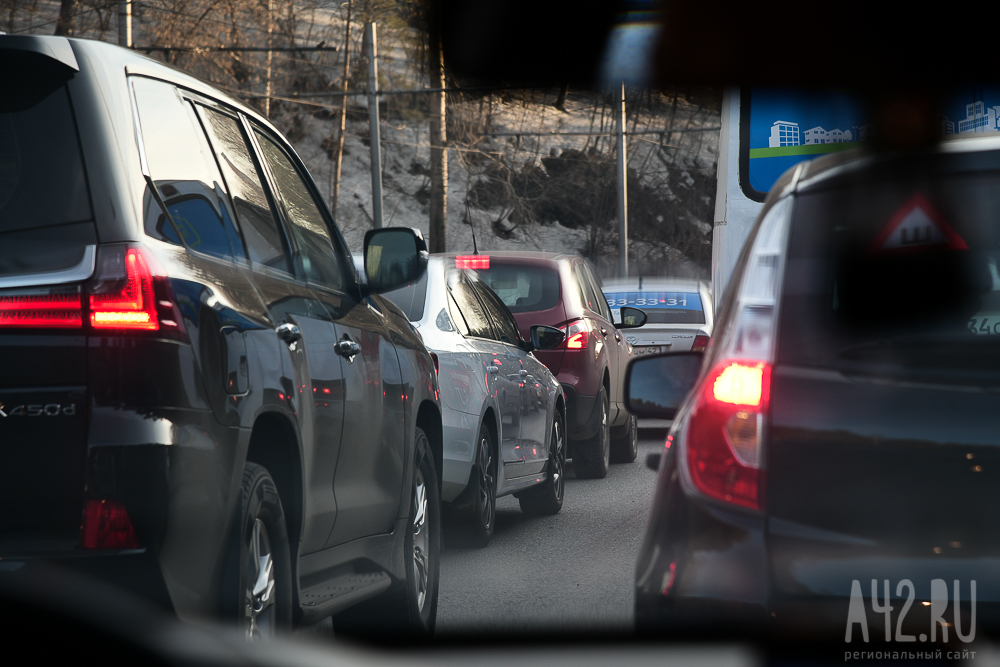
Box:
[86,245,187,340]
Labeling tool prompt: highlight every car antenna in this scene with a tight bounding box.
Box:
[466,200,480,255]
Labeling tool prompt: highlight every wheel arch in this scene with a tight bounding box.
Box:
[415,400,443,488]
[245,411,304,550]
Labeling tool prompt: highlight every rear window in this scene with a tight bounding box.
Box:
[604,291,705,324]
[382,270,428,322]
[476,263,560,314]
[0,81,90,232]
[778,163,1000,384]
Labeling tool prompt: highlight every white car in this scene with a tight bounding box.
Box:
[602,278,713,355]
[381,255,568,547]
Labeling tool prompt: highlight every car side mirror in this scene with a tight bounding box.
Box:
[624,351,704,420]
[530,325,565,351]
[616,306,647,329]
[363,227,428,294]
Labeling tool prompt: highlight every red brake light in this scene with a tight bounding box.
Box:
[89,248,158,330]
[684,361,771,510]
[692,334,710,352]
[560,319,589,350]
[79,499,140,549]
[455,255,490,270]
[0,292,82,328]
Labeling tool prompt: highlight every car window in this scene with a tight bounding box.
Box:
[447,272,492,339]
[472,279,522,346]
[475,263,560,313]
[574,263,602,315]
[779,167,1000,382]
[253,129,345,291]
[583,265,613,321]
[604,290,706,324]
[0,80,90,233]
[131,77,245,262]
[446,290,470,336]
[196,105,292,277]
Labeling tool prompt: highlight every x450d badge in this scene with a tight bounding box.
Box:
[0,403,77,417]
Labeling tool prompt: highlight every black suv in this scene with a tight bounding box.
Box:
[628,141,1000,641]
[0,35,442,637]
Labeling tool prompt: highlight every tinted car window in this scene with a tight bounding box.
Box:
[131,77,245,261]
[254,130,344,290]
[476,264,560,313]
[0,83,89,232]
[197,106,292,276]
[473,279,521,345]
[448,272,492,339]
[780,168,1000,383]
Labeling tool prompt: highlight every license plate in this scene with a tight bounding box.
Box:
[639,346,660,355]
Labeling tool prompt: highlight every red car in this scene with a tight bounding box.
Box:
[470,252,646,478]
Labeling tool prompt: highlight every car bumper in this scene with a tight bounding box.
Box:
[441,407,479,503]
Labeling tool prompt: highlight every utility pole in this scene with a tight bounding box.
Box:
[264,0,273,116]
[428,31,448,252]
[330,0,352,215]
[616,82,629,278]
[365,22,383,228]
[117,1,131,47]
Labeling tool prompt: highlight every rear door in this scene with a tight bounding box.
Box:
[197,104,347,555]
[767,165,1000,598]
[248,125,403,546]
[473,280,548,474]
[449,273,523,468]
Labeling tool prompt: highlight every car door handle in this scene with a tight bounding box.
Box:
[601,328,608,337]
[519,369,528,377]
[335,339,361,361]
[614,332,621,342]
[275,322,301,345]
[487,365,499,375]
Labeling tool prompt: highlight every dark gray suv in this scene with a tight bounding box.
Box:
[0,34,442,638]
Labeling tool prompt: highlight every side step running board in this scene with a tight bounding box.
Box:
[298,571,391,623]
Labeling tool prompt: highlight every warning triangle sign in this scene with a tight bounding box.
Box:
[868,194,968,255]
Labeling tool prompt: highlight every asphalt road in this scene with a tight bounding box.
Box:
[435,425,669,636]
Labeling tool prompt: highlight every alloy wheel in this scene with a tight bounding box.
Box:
[245,518,276,640]
[411,467,430,612]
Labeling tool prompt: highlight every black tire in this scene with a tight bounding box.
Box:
[222,462,293,640]
[572,386,610,479]
[518,408,566,516]
[335,427,440,638]
[456,425,496,547]
[611,411,638,464]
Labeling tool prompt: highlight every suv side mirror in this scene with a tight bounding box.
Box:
[616,306,647,329]
[529,325,565,351]
[363,228,428,294]
[624,351,703,420]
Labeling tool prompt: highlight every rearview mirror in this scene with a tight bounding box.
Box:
[616,306,647,329]
[624,351,704,420]
[530,325,565,351]
[363,228,428,294]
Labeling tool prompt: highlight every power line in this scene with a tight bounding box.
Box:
[135,44,340,53]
